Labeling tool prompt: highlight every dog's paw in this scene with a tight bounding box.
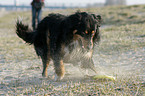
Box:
[54,73,64,81]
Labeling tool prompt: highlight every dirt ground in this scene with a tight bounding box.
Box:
[0,46,144,95]
[0,9,145,95]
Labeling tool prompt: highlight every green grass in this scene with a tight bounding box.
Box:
[0,4,145,95]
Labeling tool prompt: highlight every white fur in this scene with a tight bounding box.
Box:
[63,40,93,61]
[54,73,64,81]
[64,40,81,58]
[84,51,92,58]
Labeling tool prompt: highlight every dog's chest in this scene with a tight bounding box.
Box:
[63,41,83,62]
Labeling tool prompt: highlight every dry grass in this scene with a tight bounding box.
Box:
[0,5,145,95]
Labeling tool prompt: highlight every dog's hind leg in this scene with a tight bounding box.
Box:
[35,47,50,77]
[53,59,65,81]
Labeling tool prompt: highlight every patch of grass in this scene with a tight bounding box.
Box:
[4,76,144,95]
[0,4,145,96]
[97,23,145,54]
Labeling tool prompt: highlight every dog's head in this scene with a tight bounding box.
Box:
[62,12,102,52]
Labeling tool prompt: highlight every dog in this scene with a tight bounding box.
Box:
[16,12,102,81]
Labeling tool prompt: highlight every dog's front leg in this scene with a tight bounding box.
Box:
[53,58,65,81]
[81,58,97,74]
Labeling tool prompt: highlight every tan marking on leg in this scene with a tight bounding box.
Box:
[42,30,51,77]
[42,59,50,77]
[54,60,65,81]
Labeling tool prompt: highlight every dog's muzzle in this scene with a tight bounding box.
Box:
[79,38,93,52]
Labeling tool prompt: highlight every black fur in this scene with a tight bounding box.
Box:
[16,12,102,81]
[16,21,35,44]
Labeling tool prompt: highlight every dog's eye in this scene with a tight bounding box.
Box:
[92,31,95,34]
[85,31,88,34]
[91,31,95,37]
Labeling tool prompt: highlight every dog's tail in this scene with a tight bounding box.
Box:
[16,20,35,44]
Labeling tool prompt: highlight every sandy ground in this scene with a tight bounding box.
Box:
[94,47,145,78]
[0,11,144,95]
[0,43,145,95]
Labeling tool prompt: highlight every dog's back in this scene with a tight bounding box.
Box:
[37,14,65,32]
[33,14,66,56]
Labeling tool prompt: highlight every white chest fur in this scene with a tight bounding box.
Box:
[64,41,82,58]
[63,41,92,62]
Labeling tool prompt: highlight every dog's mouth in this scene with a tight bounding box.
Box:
[78,38,91,53]
[75,34,93,52]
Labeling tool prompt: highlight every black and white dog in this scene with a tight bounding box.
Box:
[16,12,102,81]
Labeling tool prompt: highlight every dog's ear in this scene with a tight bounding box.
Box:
[91,14,101,44]
[91,14,102,27]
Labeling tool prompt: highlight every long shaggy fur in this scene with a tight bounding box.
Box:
[16,12,102,81]
[16,21,35,44]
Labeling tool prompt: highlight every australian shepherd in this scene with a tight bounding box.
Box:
[16,12,102,81]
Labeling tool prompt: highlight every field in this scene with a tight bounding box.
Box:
[0,5,145,95]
